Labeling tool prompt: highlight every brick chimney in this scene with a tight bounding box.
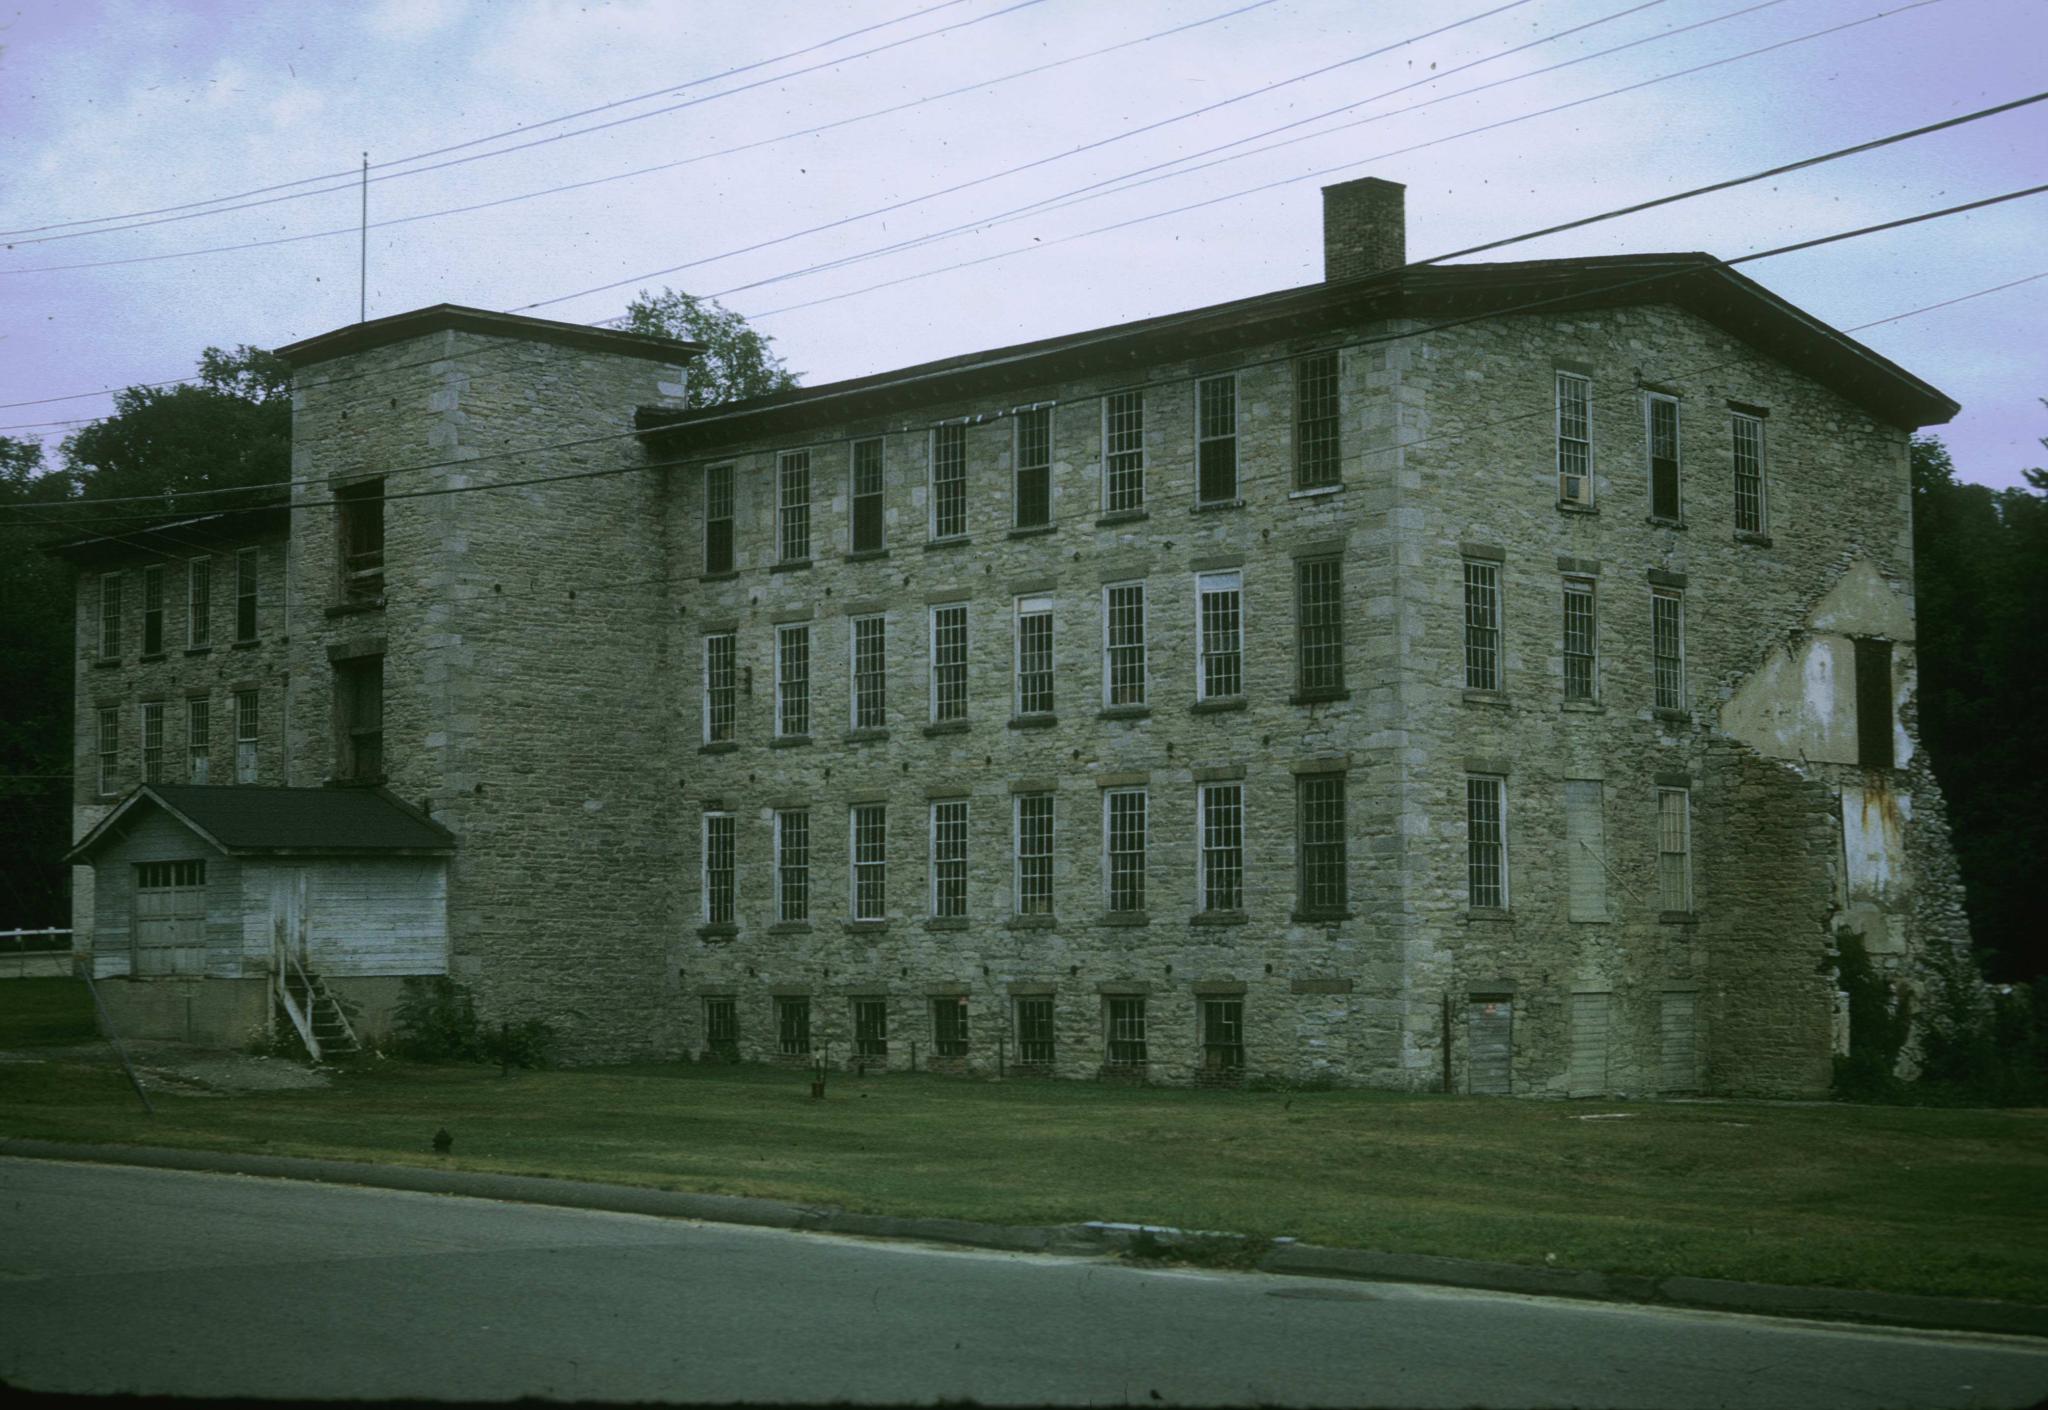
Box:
[1322,177,1406,282]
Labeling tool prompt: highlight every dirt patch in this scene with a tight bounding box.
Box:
[0,1041,331,1095]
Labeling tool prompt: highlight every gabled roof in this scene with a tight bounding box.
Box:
[275,303,706,369]
[68,785,457,863]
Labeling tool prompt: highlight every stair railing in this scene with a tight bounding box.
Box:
[273,928,321,1062]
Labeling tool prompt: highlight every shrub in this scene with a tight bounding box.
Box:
[1828,927,1911,1102]
[389,977,482,1063]
[481,1018,558,1073]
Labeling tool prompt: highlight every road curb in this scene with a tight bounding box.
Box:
[4,1137,2040,1340]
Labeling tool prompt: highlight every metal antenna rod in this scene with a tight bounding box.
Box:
[359,153,369,323]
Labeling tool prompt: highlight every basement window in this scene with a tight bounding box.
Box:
[337,477,385,600]
[1015,996,1055,1066]
[1201,997,1245,1074]
[775,996,811,1056]
[932,995,970,1058]
[703,996,738,1060]
[1105,996,1147,1066]
[854,998,889,1060]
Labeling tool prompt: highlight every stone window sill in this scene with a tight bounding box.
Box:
[1098,705,1151,722]
[1290,688,1350,706]
[1466,907,1514,922]
[1100,911,1150,927]
[1558,500,1599,516]
[1291,909,1352,924]
[770,558,813,574]
[923,917,969,932]
[1734,530,1773,547]
[1006,914,1056,930]
[1463,689,1511,707]
[90,658,121,670]
[923,536,973,553]
[1290,483,1342,499]
[139,652,166,664]
[1659,910,1700,925]
[843,921,891,937]
[1007,524,1056,540]
[1653,708,1691,724]
[843,728,889,744]
[325,598,384,618]
[183,646,212,657]
[231,639,261,650]
[1192,498,1244,514]
[1560,699,1604,714]
[923,720,970,737]
[1190,910,1248,927]
[767,921,813,935]
[844,549,889,563]
[700,570,740,583]
[1646,516,1687,530]
[770,735,813,749]
[698,924,738,941]
[699,740,739,755]
[1191,697,1247,715]
[1008,714,1057,731]
[1094,510,1148,527]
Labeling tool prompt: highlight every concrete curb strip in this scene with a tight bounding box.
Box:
[4,1138,2041,1340]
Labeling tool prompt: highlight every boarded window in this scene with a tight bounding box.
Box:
[338,477,385,599]
[1557,373,1592,505]
[1293,351,1340,489]
[1647,395,1681,521]
[1103,390,1144,514]
[1854,637,1895,769]
[1196,374,1238,504]
[1658,992,1698,1092]
[931,424,967,539]
[854,998,889,1060]
[1568,993,1611,1097]
[703,463,735,573]
[1564,779,1607,922]
[777,451,811,563]
[1467,996,1513,1095]
[133,859,207,977]
[1014,407,1051,529]
[1015,996,1055,1066]
[850,439,885,553]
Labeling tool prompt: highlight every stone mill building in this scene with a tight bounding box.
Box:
[61,177,1969,1096]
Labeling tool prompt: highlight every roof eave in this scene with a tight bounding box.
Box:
[277,304,706,369]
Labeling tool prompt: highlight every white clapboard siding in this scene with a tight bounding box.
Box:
[1467,997,1513,1095]
[250,859,450,976]
[1659,992,1700,1093]
[86,807,240,980]
[1568,991,1611,1096]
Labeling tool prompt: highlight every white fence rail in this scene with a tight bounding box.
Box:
[1,928,75,979]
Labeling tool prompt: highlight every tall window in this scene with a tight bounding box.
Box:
[776,624,810,737]
[141,566,164,655]
[850,438,885,553]
[1562,578,1597,702]
[235,548,259,642]
[338,477,385,599]
[1463,559,1502,691]
[932,997,970,1059]
[1295,557,1343,695]
[98,572,121,660]
[186,697,210,783]
[854,998,889,1060]
[1657,788,1693,913]
[704,463,735,574]
[1196,374,1238,505]
[1015,996,1055,1066]
[775,809,810,923]
[776,996,812,1056]
[930,799,968,919]
[334,656,384,782]
[1199,782,1244,913]
[1297,774,1346,914]
[931,423,967,539]
[1015,792,1053,916]
[1014,406,1051,529]
[1732,411,1767,534]
[96,706,119,794]
[702,811,736,925]
[1196,571,1243,701]
[1201,997,1245,1074]
[1651,588,1685,711]
[1557,373,1592,505]
[1015,596,1054,717]
[186,557,211,648]
[1466,776,1507,909]
[1103,390,1144,514]
[850,615,887,730]
[1294,350,1340,489]
[1103,582,1146,708]
[1106,996,1147,1066]
[704,996,738,1060]
[930,604,968,723]
[1647,394,1681,521]
[1104,789,1147,914]
[777,451,810,563]
[703,633,737,745]
[140,702,165,783]
[850,803,887,920]
[233,689,259,784]
[1564,779,1607,922]
[1854,637,1896,770]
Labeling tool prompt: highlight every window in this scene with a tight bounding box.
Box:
[1106,996,1147,1066]
[337,477,385,598]
[854,998,889,1060]
[96,706,118,794]
[1103,582,1146,708]
[140,702,164,783]
[1104,789,1147,915]
[1557,373,1592,505]
[233,689,259,784]
[704,463,735,574]
[776,996,812,1056]
[1466,775,1507,909]
[932,996,970,1059]
[1563,578,1597,702]
[1564,779,1607,922]
[930,604,968,723]
[703,633,737,745]
[850,438,885,553]
[1103,390,1144,514]
[1014,406,1051,529]
[1015,996,1055,1066]
[776,624,810,737]
[850,615,887,730]
[1463,559,1502,691]
[1647,394,1681,521]
[850,803,887,920]
[334,656,384,782]
[1196,570,1243,701]
[1199,782,1244,913]
[1297,774,1346,914]
[1294,351,1340,489]
[1196,374,1238,504]
[931,423,967,539]
[235,548,259,642]
[931,799,968,920]
[777,451,810,563]
[775,809,810,923]
[1652,588,1685,711]
[1657,787,1693,913]
[1295,557,1343,695]
[1854,637,1896,769]
[1015,792,1053,916]
[703,812,735,925]
[186,558,211,649]
[1732,412,1767,534]
[704,996,738,1060]
[186,697,210,783]
[1201,997,1245,1074]
[141,566,164,655]
[98,572,121,660]
[1014,595,1054,716]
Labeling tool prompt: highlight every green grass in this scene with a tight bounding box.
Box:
[1,1000,2043,1304]
[0,977,99,1047]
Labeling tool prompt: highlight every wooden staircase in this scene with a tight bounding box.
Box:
[274,935,359,1062]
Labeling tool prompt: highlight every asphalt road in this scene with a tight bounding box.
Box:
[1,1158,2043,1407]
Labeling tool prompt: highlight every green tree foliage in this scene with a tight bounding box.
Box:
[619,288,800,409]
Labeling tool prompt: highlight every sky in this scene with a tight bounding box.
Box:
[1,0,2043,490]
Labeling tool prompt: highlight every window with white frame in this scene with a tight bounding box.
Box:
[850,438,885,554]
[1196,374,1238,505]
[776,624,810,737]
[1015,792,1053,916]
[1658,787,1693,913]
[142,566,163,656]
[930,798,968,919]
[1014,595,1053,717]
[1014,405,1051,529]
[1198,781,1244,913]
[1294,350,1340,489]
[776,996,811,1056]
[1463,559,1502,691]
[1106,996,1147,1065]
[1557,373,1592,505]
[702,811,735,925]
[1732,411,1767,534]
[775,809,810,923]
[703,633,737,744]
[1466,775,1507,909]
[777,451,810,563]
[1103,390,1144,514]
[139,702,164,783]
[1297,773,1346,914]
[186,697,210,783]
[1103,582,1146,708]
[931,423,967,539]
[234,688,259,784]
[186,557,211,649]
[1647,394,1681,521]
[850,615,886,731]
[1563,577,1597,702]
[1104,788,1147,914]
[930,604,968,723]
[1652,588,1685,711]
[1295,556,1343,695]
[98,572,121,660]
[704,463,735,574]
[850,803,887,920]
[1201,996,1245,1073]
[235,548,258,642]
[1196,570,1244,701]
[96,705,118,794]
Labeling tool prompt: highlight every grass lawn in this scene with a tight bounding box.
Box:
[3,980,2044,1304]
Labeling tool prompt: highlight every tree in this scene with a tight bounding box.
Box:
[619,288,800,409]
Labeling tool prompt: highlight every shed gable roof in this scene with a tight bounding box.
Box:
[68,785,457,863]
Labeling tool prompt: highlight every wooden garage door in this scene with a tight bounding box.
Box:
[1659,992,1699,1093]
[1467,996,1513,1095]
[134,860,207,977]
[1568,992,1612,1097]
